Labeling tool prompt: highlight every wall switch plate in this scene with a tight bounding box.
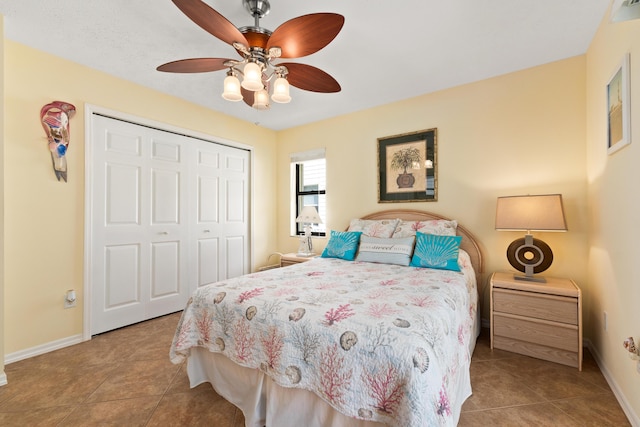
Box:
[603,311,608,331]
[64,289,77,309]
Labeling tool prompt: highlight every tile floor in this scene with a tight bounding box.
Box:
[0,312,631,426]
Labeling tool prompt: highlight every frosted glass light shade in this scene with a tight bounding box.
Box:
[222,75,243,101]
[241,62,263,91]
[252,88,270,110]
[271,77,291,103]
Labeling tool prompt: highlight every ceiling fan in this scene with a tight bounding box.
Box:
[157,0,345,110]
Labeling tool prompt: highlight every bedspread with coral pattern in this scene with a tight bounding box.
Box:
[170,253,477,427]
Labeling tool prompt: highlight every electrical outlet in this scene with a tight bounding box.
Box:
[603,311,608,331]
[64,289,77,309]
[64,297,76,309]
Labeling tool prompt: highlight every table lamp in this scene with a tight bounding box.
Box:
[495,194,567,282]
[296,206,323,257]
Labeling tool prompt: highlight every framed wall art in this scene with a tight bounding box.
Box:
[607,53,631,155]
[377,128,437,203]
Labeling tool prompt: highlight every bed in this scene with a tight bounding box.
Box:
[170,209,484,427]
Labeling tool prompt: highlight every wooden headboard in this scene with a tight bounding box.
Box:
[359,209,484,288]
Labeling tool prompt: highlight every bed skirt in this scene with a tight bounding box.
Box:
[186,316,479,427]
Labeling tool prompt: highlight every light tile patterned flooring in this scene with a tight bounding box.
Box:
[0,312,631,426]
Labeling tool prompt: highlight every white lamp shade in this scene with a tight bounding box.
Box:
[241,62,264,91]
[495,194,567,231]
[222,75,243,101]
[252,88,270,110]
[296,206,323,224]
[271,77,291,103]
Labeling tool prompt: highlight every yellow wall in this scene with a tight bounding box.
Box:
[586,9,640,421]
[4,9,638,421]
[3,40,278,355]
[0,16,5,383]
[277,56,588,314]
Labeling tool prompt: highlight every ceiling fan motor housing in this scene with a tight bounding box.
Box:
[244,0,270,19]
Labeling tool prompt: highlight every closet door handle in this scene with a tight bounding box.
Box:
[203,229,211,233]
[159,231,169,235]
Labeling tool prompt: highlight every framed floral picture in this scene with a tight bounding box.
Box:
[607,53,631,155]
[377,128,437,203]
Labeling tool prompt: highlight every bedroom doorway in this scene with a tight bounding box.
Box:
[85,108,251,336]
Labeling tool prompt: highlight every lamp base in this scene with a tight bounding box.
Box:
[506,234,553,274]
[513,274,547,283]
[296,252,316,258]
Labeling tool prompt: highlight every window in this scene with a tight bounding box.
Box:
[291,149,326,236]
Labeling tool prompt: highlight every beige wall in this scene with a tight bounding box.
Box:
[4,9,638,422]
[1,16,5,383]
[3,40,278,355]
[586,9,640,421]
[277,56,588,313]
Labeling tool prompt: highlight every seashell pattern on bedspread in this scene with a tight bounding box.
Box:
[170,252,478,427]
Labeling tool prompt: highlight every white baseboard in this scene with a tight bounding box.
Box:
[584,339,640,427]
[0,372,7,386]
[4,334,84,365]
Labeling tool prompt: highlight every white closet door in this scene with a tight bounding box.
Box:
[88,114,250,335]
[189,139,250,291]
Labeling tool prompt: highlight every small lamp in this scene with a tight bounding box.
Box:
[295,206,323,257]
[495,194,567,282]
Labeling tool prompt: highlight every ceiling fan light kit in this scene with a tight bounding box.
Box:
[240,62,264,91]
[271,77,291,103]
[253,88,270,110]
[158,0,344,110]
[222,72,243,102]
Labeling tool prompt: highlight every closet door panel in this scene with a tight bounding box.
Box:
[89,113,250,334]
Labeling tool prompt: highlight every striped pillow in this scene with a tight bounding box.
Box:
[355,235,416,266]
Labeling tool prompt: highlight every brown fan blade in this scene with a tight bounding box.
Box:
[157,58,234,73]
[280,63,341,93]
[241,87,255,107]
[172,0,248,47]
[266,13,344,58]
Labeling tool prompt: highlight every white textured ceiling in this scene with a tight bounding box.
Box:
[0,0,610,130]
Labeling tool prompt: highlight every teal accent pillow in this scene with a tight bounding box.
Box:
[321,230,362,261]
[410,232,462,271]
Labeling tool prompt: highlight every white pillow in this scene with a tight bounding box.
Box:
[348,218,400,238]
[392,219,457,238]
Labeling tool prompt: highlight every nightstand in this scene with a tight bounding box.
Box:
[280,253,317,267]
[490,271,583,370]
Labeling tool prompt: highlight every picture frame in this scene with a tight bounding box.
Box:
[607,53,631,155]
[377,128,437,203]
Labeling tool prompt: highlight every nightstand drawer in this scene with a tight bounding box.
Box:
[493,312,578,352]
[493,336,580,368]
[280,253,317,267]
[493,288,577,325]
